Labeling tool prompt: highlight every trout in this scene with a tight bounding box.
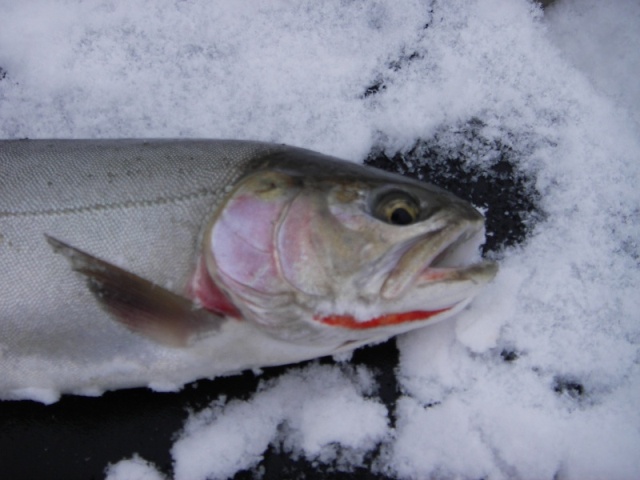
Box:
[0,140,497,402]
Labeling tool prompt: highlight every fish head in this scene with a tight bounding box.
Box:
[203,149,498,348]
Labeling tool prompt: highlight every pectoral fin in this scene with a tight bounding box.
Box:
[46,235,226,348]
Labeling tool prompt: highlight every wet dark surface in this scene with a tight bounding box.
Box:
[0,123,542,479]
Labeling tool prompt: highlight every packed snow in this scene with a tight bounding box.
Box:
[1,0,639,478]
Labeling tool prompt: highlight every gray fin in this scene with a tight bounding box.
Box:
[45,235,226,348]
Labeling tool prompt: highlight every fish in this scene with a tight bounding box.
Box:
[0,139,497,403]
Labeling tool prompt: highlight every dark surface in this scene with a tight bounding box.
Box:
[0,122,542,479]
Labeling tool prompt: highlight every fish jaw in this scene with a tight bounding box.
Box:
[312,220,498,334]
[381,217,498,304]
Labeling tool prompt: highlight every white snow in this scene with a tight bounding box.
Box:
[172,365,387,479]
[105,454,166,480]
[1,0,639,478]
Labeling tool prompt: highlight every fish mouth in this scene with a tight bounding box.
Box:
[312,216,497,333]
[381,219,498,302]
[315,221,496,331]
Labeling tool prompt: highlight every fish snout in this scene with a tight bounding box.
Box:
[380,216,496,301]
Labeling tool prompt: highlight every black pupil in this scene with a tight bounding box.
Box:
[390,207,413,225]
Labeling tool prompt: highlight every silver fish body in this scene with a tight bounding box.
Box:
[0,139,497,403]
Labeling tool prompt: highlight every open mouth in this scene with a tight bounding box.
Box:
[313,222,497,331]
[418,222,497,278]
[314,218,497,332]
[381,220,497,300]
[429,222,486,268]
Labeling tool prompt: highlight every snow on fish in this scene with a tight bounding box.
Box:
[0,139,497,403]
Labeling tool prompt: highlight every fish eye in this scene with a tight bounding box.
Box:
[374,192,420,226]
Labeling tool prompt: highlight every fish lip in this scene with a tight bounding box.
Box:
[428,221,485,269]
[381,219,497,300]
[416,221,499,288]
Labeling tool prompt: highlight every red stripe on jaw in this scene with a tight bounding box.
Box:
[189,256,242,318]
[316,307,452,329]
